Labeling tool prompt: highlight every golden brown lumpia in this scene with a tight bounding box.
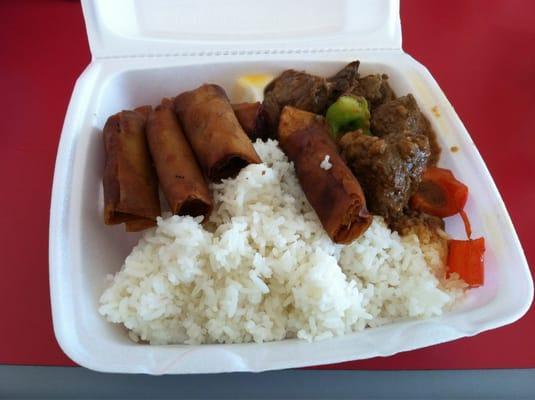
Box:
[103,108,161,231]
[174,84,261,181]
[146,103,213,219]
[124,218,158,232]
[278,106,372,244]
[232,102,269,140]
[133,105,153,118]
[160,97,175,108]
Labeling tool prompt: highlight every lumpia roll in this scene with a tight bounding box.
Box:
[103,108,160,231]
[146,103,213,219]
[133,105,153,118]
[232,102,269,140]
[278,106,372,244]
[160,97,175,108]
[124,218,158,232]
[174,84,261,181]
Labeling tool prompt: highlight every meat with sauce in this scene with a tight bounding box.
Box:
[326,60,361,100]
[347,74,396,110]
[263,70,330,136]
[326,62,395,108]
[339,130,430,220]
[371,94,440,164]
[263,61,397,137]
[263,62,442,232]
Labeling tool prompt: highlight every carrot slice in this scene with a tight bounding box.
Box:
[411,167,485,287]
[410,167,468,218]
[447,237,485,287]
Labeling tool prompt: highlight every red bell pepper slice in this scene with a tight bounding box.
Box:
[447,237,485,287]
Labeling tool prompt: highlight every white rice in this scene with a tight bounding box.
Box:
[320,154,332,170]
[99,139,466,344]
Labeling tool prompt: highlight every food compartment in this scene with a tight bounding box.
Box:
[50,55,532,373]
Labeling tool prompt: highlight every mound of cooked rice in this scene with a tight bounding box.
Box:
[99,139,466,344]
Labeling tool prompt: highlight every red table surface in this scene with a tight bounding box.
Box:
[1,0,534,370]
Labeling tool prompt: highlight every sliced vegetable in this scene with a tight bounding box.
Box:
[459,209,472,239]
[325,95,370,140]
[410,167,468,218]
[411,167,484,287]
[447,237,485,287]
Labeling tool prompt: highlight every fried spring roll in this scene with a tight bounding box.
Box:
[278,106,372,243]
[160,97,175,108]
[133,105,153,118]
[124,218,157,232]
[146,103,213,219]
[103,108,161,231]
[232,102,269,140]
[174,84,261,181]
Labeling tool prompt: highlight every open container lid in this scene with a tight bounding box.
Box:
[82,0,402,58]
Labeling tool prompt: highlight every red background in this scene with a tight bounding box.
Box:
[1,0,534,369]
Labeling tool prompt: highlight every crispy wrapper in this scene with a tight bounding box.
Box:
[232,102,269,140]
[133,105,153,118]
[102,108,160,231]
[160,97,175,108]
[174,84,261,181]
[146,103,213,219]
[278,106,372,243]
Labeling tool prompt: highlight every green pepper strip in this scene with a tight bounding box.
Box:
[326,95,371,140]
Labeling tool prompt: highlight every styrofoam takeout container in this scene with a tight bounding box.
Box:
[49,0,533,374]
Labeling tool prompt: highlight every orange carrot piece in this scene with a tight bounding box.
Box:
[410,167,468,218]
[447,237,485,287]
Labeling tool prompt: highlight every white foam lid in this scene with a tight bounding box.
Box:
[82,0,401,58]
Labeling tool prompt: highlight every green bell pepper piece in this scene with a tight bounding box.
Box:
[326,95,371,140]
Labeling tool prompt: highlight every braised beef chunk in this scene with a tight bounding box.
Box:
[327,61,396,109]
[348,74,396,110]
[326,60,361,101]
[263,70,330,136]
[339,131,430,219]
[371,94,440,164]
[371,94,426,136]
